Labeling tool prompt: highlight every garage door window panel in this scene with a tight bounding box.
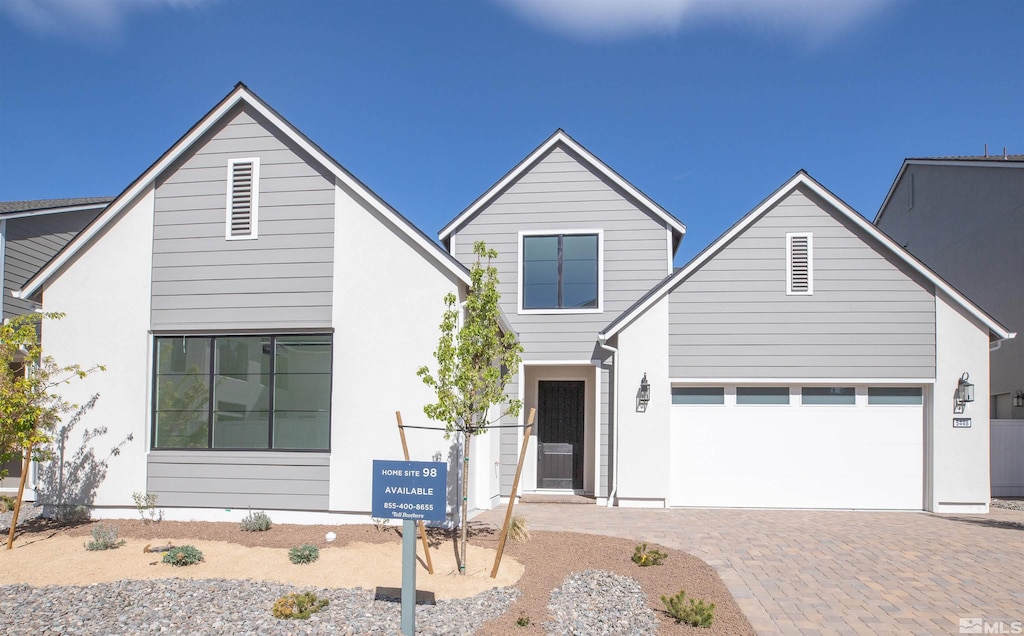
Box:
[868,387,923,405]
[737,387,790,405]
[801,387,855,405]
[672,387,725,405]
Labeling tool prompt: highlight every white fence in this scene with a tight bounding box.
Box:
[992,419,1024,497]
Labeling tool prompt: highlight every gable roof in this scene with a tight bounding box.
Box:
[874,155,1024,225]
[0,197,112,219]
[437,129,686,246]
[600,170,1015,342]
[18,83,471,301]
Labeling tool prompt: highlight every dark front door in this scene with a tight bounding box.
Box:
[537,380,585,490]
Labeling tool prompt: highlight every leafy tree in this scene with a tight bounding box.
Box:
[418,241,523,573]
[0,312,104,481]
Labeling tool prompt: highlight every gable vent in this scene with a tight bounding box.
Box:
[226,157,260,240]
[786,232,813,295]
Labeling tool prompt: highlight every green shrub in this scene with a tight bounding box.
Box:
[632,542,667,567]
[0,495,16,513]
[661,590,715,627]
[131,491,163,524]
[162,544,204,567]
[84,523,125,551]
[289,543,320,564]
[55,504,91,524]
[240,509,272,532]
[272,591,329,619]
[508,513,530,543]
[515,614,531,627]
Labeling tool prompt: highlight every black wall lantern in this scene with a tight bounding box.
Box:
[954,372,975,414]
[636,373,651,412]
[1013,391,1024,408]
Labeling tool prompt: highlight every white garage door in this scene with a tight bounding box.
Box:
[669,386,924,509]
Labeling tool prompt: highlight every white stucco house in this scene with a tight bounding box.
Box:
[15,85,1014,522]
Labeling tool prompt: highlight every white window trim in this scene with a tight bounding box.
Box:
[518,229,604,315]
[786,232,813,295]
[225,157,260,241]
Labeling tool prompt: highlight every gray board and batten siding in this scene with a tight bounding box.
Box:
[3,208,102,320]
[668,186,937,379]
[152,104,335,332]
[450,143,674,498]
[147,451,329,510]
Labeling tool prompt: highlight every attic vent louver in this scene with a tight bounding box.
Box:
[786,232,813,295]
[226,157,260,240]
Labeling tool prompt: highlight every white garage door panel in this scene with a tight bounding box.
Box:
[670,403,923,509]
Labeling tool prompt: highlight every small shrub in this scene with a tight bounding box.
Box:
[272,591,329,619]
[0,495,16,513]
[508,513,530,543]
[54,504,91,524]
[162,544,204,567]
[515,614,531,627]
[131,492,163,524]
[371,517,391,533]
[289,543,320,564]
[632,542,667,567]
[661,590,715,628]
[84,523,125,551]
[240,509,272,532]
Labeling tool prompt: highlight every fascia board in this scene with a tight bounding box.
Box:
[438,130,686,241]
[0,202,110,220]
[602,171,1014,342]
[20,85,471,299]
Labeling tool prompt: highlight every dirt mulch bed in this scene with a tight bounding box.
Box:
[7,516,754,635]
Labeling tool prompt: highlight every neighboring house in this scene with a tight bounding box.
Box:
[1,198,110,496]
[13,85,1014,521]
[874,154,1024,497]
[15,84,498,523]
[442,136,1013,514]
[874,155,1024,418]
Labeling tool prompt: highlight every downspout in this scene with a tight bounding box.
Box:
[597,337,619,508]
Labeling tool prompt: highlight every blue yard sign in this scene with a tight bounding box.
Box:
[372,460,447,522]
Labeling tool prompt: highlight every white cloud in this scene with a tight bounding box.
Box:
[1,0,213,38]
[494,0,893,43]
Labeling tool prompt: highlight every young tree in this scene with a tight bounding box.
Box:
[418,241,523,574]
[1,312,104,533]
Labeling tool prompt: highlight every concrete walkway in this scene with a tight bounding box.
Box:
[474,504,1024,635]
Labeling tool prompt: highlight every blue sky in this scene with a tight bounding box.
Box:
[1,0,1021,263]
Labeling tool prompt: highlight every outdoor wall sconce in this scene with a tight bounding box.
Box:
[636,373,651,412]
[1013,391,1024,408]
[954,372,975,414]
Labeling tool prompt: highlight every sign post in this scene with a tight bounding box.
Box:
[372,459,448,636]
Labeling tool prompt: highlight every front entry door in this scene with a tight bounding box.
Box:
[537,380,585,490]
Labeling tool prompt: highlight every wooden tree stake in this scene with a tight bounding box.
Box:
[396,411,434,575]
[490,407,535,578]
[6,443,33,550]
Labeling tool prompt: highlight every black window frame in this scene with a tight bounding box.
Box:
[521,233,599,310]
[151,334,332,452]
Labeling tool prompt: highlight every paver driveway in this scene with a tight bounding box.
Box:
[475,504,1024,635]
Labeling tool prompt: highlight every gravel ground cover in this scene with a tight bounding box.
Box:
[991,498,1024,511]
[1,508,753,635]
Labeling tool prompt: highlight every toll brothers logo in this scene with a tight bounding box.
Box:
[960,617,1023,634]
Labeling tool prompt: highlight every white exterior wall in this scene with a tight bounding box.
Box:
[613,297,671,507]
[330,182,469,519]
[930,291,991,513]
[38,188,155,508]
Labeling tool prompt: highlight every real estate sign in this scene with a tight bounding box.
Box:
[371,460,447,522]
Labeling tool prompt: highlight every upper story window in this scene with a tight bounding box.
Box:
[520,231,602,313]
[786,232,812,295]
[153,334,331,450]
[226,157,260,240]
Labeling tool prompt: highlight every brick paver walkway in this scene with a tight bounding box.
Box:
[474,504,1024,635]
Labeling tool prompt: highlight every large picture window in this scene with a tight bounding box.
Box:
[153,335,331,450]
[522,233,599,310]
